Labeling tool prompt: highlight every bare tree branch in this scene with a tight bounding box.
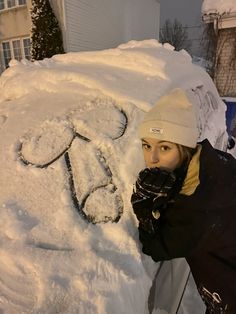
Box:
[160,19,192,51]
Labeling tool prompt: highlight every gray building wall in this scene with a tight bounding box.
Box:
[214,28,236,97]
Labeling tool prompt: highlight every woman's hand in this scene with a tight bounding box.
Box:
[135,167,176,199]
[131,167,176,233]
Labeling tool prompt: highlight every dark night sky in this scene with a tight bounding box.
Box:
[160,0,204,56]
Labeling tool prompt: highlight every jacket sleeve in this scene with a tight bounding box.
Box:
[138,194,207,262]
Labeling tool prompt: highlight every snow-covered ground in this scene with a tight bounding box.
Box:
[202,0,236,14]
[0,40,228,314]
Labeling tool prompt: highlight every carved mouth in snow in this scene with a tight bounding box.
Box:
[18,101,128,224]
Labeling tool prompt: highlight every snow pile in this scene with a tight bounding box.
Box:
[202,0,236,15]
[0,40,227,314]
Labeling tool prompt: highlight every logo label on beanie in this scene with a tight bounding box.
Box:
[150,127,163,134]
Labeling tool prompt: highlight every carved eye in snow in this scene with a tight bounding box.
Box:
[18,102,127,224]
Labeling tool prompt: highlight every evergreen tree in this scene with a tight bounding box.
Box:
[31,0,64,60]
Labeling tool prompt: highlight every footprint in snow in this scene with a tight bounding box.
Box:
[18,100,127,224]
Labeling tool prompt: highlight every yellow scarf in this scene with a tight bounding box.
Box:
[180,145,202,196]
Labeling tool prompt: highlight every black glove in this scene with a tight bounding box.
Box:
[131,191,155,233]
[131,167,176,233]
[135,167,176,199]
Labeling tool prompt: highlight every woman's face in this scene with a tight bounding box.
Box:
[141,138,181,171]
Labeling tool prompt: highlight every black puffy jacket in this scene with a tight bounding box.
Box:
[138,140,236,313]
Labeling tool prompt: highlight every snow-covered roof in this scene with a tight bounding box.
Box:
[202,0,236,15]
[202,0,236,28]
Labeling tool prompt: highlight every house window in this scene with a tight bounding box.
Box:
[0,0,26,10]
[1,37,31,68]
[23,38,31,60]
[7,0,16,8]
[0,0,5,10]
[12,39,22,60]
[2,42,12,68]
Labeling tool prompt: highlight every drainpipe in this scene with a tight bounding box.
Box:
[61,0,68,52]
[213,16,219,35]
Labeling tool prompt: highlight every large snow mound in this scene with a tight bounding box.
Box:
[0,39,227,314]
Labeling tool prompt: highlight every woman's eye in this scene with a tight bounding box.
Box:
[142,144,151,150]
[160,145,171,151]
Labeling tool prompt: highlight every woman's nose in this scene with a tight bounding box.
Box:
[150,150,159,163]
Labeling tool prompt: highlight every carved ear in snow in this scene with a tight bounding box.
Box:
[19,119,75,167]
[70,102,127,141]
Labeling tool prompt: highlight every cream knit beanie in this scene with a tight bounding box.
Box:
[138,88,199,148]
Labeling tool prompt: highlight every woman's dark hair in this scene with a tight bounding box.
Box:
[176,144,196,167]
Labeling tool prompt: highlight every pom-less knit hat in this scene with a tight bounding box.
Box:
[138,88,199,148]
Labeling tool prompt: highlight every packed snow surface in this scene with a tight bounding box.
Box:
[0,40,227,313]
[202,0,236,15]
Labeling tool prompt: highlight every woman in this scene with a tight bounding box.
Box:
[131,88,236,314]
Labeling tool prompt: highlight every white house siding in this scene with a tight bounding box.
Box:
[63,0,124,52]
[124,0,160,42]
[63,0,160,52]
